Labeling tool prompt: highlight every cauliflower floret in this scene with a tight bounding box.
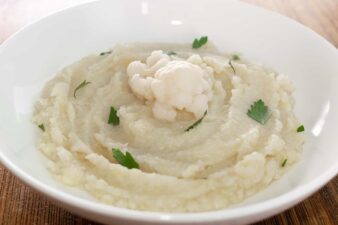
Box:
[128,75,154,100]
[127,50,213,121]
[127,61,148,77]
[146,50,171,72]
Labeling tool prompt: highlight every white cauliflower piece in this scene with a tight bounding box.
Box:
[127,50,213,121]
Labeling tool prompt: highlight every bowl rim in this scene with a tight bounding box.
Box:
[1,150,337,223]
[0,0,337,223]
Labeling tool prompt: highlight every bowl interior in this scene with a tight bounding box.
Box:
[0,0,337,223]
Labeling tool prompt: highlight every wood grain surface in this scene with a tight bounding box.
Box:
[0,0,337,224]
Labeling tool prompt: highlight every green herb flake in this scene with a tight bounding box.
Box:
[100,51,112,56]
[281,159,288,167]
[297,125,305,132]
[247,99,270,125]
[186,111,207,132]
[38,124,45,132]
[229,59,236,74]
[167,51,177,56]
[108,107,120,126]
[112,148,140,169]
[192,36,208,49]
[232,54,240,60]
[73,80,91,98]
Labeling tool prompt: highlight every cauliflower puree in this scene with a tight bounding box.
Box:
[33,42,304,212]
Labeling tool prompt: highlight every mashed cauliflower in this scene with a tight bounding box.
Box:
[33,42,304,212]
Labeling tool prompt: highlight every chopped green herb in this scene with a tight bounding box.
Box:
[73,80,91,98]
[229,59,236,74]
[186,111,207,132]
[192,36,208,49]
[297,125,305,132]
[100,51,112,56]
[108,107,120,126]
[112,148,139,169]
[247,99,270,124]
[232,54,240,60]
[38,124,45,132]
[167,51,177,56]
[281,159,288,167]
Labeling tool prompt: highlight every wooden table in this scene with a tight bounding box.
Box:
[0,0,337,224]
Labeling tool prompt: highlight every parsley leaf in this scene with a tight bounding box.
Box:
[229,59,236,74]
[232,54,240,60]
[281,159,288,167]
[38,124,45,132]
[297,125,305,132]
[167,51,177,56]
[192,36,208,49]
[73,80,91,98]
[100,51,112,56]
[247,99,270,124]
[112,148,140,169]
[108,107,120,126]
[186,111,207,131]
[228,55,240,73]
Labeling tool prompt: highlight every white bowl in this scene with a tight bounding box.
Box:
[0,0,337,224]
